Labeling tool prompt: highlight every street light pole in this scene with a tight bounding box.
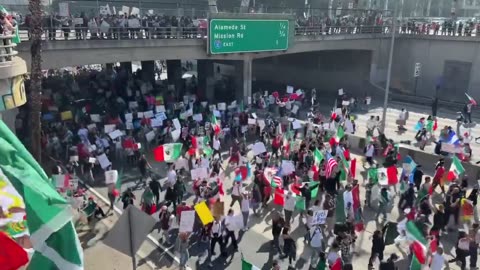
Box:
[380,1,397,133]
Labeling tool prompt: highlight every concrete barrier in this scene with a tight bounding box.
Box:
[346,134,480,183]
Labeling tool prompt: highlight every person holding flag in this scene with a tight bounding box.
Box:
[431,159,446,194]
[212,135,222,161]
[463,93,476,124]
[376,187,391,222]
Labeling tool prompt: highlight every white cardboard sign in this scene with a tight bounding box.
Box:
[97,153,111,169]
[252,142,267,155]
[179,210,196,232]
[312,210,328,225]
[105,170,118,184]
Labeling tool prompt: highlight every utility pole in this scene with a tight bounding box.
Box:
[380,0,397,133]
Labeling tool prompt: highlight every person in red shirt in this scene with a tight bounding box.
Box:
[272,135,281,159]
[432,159,446,194]
[176,201,192,223]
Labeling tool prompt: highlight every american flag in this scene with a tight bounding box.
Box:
[325,152,338,178]
[264,167,283,188]
[272,175,283,188]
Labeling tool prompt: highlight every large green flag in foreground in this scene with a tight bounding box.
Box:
[0,120,83,269]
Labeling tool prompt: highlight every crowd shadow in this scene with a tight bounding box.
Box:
[136,246,176,269]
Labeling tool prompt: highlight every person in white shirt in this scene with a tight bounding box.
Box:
[284,191,296,225]
[200,155,209,172]
[327,242,340,265]
[165,165,177,188]
[223,209,238,251]
[397,108,409,131]
[241,192,250,230]
[230,181,242,207]
[309,225,324,267]
[365,141,375,166]
[366,116,376,136]
[77,125,89,145]
[210,217,223,256]
[430,246,445,270]
[213,136,221,160]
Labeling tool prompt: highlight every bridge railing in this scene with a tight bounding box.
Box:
[294,25,392,36]
[0,34,19,63]
[17,25,393,42]
[19,25,480,42]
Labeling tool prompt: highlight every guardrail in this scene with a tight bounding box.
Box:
[294,25,392,35]
[0,34,18,63]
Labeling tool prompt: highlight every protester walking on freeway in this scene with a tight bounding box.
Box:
[175,232,190,270]
[224,208,239,252]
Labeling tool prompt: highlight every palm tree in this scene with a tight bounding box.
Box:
[28,0,43,162]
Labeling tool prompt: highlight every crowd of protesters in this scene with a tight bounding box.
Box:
[23,61,480,270]
[20,13,207,40]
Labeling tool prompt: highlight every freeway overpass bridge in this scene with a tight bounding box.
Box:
[15,24,480,106]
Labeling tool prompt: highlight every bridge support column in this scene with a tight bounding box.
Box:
[233,58,252,105]
[243,58,252,106]
[197,59,214,101]
[167,60,182,94]
[120,62,132,74]
[234,61,244,103]
[141,60,155,84]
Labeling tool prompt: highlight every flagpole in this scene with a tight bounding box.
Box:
[380,2,397,133]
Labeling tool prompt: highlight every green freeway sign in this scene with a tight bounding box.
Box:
[209,19,289,54]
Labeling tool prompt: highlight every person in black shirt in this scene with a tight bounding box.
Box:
[413,165,424,191]
[325,170,341,196]
[447,186,462,229]
[379,253,398,270]
[271,213,285,255]
[430,204,446,241]
[368,230,385,267]
[448,231,468,268]
[138,154,152,184]
[149,179,162,206]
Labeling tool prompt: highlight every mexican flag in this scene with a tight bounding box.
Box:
[314,148,324,165]
[115,170,123,191]
[335,125,345,142]
[242,257,260,270]
[350,158,357,178]
[0,231,29,269]
[331,257,342,270]
[368,167,378,184]
[339,153,349,181]
[386,165,398,185]
[335,190,346,223]
[466,92,477,106]
[153,143,182,162]
[447,156,465,181]
[309,181,320,199]
[273,188,285,206]
[406,221,427,266]
[212,114,221,135]
[192,136,209,149]
[416,185,429,206]
[0,120,84,269]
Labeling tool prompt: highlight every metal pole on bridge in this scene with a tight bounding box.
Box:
[380,1,397,134]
